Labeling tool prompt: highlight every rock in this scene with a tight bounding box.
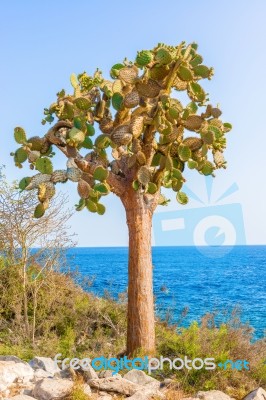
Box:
[243,388,266,400]
[82,384,91,396]
[20,388,34,396]
[0,361,34,392]
[77,361,98,380]
[0,357,28,366]
[33,370,53,380]
[98,370,113,378]
[29,358,60,376]
[95,394,113,400]
[9,395,37,400]
[197,391,232,400]
[127,386,165,400]
[32,378,73,400]
[123,369,160,389]
[88,375,140,396]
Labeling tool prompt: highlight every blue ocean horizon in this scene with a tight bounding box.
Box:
[67,245,266,340]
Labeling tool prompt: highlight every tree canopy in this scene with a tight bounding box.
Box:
[11,41,232,217]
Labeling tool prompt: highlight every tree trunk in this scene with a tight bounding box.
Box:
[122,189,156,356]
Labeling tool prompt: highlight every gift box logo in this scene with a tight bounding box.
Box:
[153,177,246,257]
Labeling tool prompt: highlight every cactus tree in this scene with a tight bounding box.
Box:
[12,41,231,355]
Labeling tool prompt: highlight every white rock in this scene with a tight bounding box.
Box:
[197,391,232,400]
[32,378,73,400]
[34,370,53,380]
[78,361,98,380]
[243,388,266,400]
[123,369,160,389]
[29,358,60,376]
[88,375,141,396]
[9,395,37,400]
[98,370,113,378]
[0,361,34,392]
[82,384,91,396]
[0,357,28,366]
[127,386,165,400]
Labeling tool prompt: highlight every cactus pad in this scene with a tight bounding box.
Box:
[14,127,27,144]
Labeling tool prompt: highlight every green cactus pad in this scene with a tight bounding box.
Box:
[201,161,215,176]
[172,179,183,192]
[147,182,157,194]
[132,180,140,191]
[19,177,31,191]
[70,73,79,88]
[110,63,124,79]
[155,48,173,65]
[93,166,109,181]
[112,92,124,111]
[94,182,110,195]
[34,203,45,218]
[136,50,153,66]
[97,203,106,215]
[68,127,86,145]
[178,144,191,161]
[187,159,198,169]
[36,157,53,174]
[74,97,91,110]
[14,148,28,163]
[172,168,183,180]
[76,198,86,211]
[14,127,27,144]
[188,82,206,102]
[86,123,95,136]
[86,199,98,213]
[176,191,189,205]
[82,136,93,149]
[94,134,111,149]
[193,65,210,78]
[177,65,193,81]
[190,54,203,67]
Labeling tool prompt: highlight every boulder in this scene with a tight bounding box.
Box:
[88,375,140,396]
[197,391,232,400]
[127,386,165,399]
[0,361,34,392]
[123,369,160,389]
[29,358,60,376]
[9,396,37,400]
[243,388,266,400]
[98,370,113,379]
[82,384,92,396]
[32,378,73,400]
[0,356,28,366]
[33,370,53,380]
[77,361,98,380]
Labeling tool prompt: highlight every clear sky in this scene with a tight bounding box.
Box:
[1,0,265,246]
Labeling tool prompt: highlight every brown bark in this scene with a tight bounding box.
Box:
[122,188,157,356]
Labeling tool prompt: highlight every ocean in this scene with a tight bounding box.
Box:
[67,245,266,340]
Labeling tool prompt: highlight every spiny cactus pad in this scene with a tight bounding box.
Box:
[13,41,232,217]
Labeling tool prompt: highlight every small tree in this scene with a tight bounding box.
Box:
[0,176,74,343]
[11,41,231,355]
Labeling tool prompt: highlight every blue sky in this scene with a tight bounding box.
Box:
[1,0,265,246]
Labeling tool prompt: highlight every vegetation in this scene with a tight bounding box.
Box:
[11,41,232,355]
[1,264,265,398]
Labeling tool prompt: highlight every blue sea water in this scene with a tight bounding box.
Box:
[67,246,266,339]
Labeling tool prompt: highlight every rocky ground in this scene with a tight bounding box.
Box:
[0,356,265,400]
